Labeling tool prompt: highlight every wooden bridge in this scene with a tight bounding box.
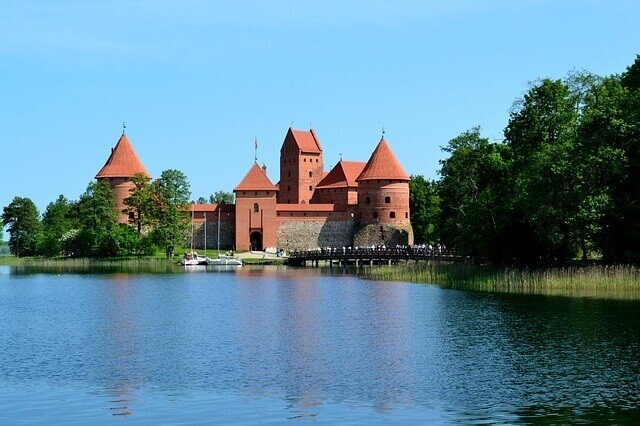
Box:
[287,247,462,267]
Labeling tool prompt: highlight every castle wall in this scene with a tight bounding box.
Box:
[353,223,414,248]
[190,204,236,250]
[192,220,235,250]
[276,215,357,250]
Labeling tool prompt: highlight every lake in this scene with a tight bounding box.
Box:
[1,265,639,424]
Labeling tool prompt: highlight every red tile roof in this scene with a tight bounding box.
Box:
[234,162,277,191]
[95,133,150,179]
[287,127,322,153]
[356,138,409,181]
[316,161,366,189]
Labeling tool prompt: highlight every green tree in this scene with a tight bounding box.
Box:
[151,169,191,257]
[1,196,42,257]
[39,195,72,256]
[197,196,207,204]
[72,180,119,256]
[209,190,234,204]
[504,79,580,264]
[438,128,510,263]
[409,175,441,244]
[123,173,153,234]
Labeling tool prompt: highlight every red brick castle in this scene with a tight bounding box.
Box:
[96,128,413,251]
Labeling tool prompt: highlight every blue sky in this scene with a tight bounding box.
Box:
[1,0,639,237]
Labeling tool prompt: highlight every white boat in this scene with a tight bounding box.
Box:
[207,202,242,266]
[208,255,242,266]
[181,251,209,266]
[182,205,209,266]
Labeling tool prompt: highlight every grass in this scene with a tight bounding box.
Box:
[363,261,640,299]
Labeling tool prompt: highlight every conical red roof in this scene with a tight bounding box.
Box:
[234,162,277,191]
[356,138,409,181]
[95,133,150,179]
[316,161,366,189]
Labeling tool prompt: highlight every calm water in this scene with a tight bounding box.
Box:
[1,265,639,425]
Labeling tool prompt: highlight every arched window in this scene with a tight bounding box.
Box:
[373,212,378,219]
[365,196,371,204]
[385,196,391,203]
[390,211,396,219]
[253,203,259,213]
[309,171,313,177]
[288,170,291,177]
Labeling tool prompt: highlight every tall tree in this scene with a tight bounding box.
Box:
[123,173,153,234]
[39,195,72,256]
[209,191,234,204]
[151,169,191,257]
[504,79,580,264]
[73,180,119,256]
[438,128,510,262]
[1,197,42,257]
[409,175,441,244]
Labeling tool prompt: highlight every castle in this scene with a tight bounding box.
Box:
[96,127,413,251]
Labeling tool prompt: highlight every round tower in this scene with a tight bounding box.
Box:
[354,137,413,246]
[95,132,150,224]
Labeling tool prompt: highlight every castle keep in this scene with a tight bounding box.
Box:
[96,128,413,251]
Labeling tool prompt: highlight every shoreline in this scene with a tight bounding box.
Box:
[362,261,640,300]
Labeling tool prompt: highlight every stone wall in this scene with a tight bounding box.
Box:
[277,218,356,250]
[353,222,414,247]
[192,220,235,250]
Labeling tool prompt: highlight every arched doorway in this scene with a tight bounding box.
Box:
[250,231,263,251]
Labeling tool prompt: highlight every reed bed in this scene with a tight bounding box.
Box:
[363,261,640,299]
[2,256,182,275]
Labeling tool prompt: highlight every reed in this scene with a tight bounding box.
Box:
[363,261,640,299]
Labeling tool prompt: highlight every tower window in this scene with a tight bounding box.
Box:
[304,158,306,162]
[385,196,391,203]
[309,171,312,177]
[309,185,313,191]
[365,196,371,204]
[373,212,378,219]
[390,211,396,219]
[287,185,291,192]
[405,212,409,219]
[253,203,259,212]
[288,171,291,177]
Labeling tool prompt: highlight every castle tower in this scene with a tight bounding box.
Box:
[276,128,324,205]
[233,162,278,251]
[95,132,150,224]
[354,138,413,246]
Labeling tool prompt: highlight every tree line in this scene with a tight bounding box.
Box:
[410,55,640,266]
[1,166,234,258]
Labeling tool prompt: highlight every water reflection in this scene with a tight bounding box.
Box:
[1,267,640,423]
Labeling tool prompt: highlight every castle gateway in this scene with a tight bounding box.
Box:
[96,127,413,251]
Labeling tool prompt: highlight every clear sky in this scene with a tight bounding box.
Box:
[1,0,639,238]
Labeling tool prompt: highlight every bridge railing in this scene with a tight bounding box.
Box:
[288,247,458,259]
